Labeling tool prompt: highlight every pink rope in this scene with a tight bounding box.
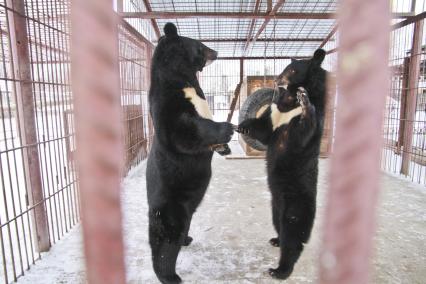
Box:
[72,0,126,283]
[319,0,390,283]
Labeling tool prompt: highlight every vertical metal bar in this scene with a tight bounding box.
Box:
[0,8,28,278]
[71,0,126,283]
[411,0,417,13]
[6,0,50,252]
[397,57,410,154]
[31,0,60,245]
[226,59,244,123]
[51,0,72,232]
[240,58,244,83]
[319,0,390,283]
[117,0,123,12]
[321,75,336,156]
[400,19,424,175]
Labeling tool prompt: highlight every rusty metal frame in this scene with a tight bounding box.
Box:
[242,0,262,54]
[120,11,413,20]
[196,38,326,43]
[6,0,51,254]
[142,0,161,39]
[226,59,244,122]
[319,24,338,49]
[217,56,306,60]
[400,19,424,175]
[244,0,287,56]
[391,11,426,30]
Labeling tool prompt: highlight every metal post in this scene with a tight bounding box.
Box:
[397,57,410,154]
[116,0,123,12]
[226,59,244,123]
[240,58,244,82]
[321,74,336,157]
[319,0,390,283]
[411,0,417,13]
[6,0,50,252]
[71,0,126,283]
[400,19,424,175]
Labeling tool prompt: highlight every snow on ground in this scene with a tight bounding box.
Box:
[16,142,426,283]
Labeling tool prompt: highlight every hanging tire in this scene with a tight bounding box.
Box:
[238,88,275,151]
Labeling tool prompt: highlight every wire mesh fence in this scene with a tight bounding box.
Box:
[383,17,426,185]
[118,23,153,174]
[0,1,76,282]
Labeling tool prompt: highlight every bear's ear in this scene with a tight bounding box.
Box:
[312,49,326,66]
[164,23,178,38]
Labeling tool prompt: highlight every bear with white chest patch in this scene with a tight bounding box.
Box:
[237,49,327,280]
[146,23,234,284]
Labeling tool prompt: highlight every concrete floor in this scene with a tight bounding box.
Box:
[17,151,426,283]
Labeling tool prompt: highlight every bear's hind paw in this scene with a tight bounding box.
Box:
[159,274,182,284]
[268,267,293,280]
[182,236,193,246]
[269,237,280,247]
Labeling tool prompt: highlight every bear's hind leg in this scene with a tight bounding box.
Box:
[149,205,189,284]
[268,197,315,280]
[269,202,281,247]
[268,237,303,279]
[151,240,182,284]
[182,214,193,246]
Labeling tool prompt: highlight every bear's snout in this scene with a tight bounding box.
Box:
[275,74,289,88]
[205,49,218,61]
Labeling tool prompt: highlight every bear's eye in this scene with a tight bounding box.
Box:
[290,69,296,74]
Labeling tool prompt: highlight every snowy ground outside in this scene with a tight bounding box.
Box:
[13,142,426,284]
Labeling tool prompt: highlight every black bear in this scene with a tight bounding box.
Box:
[237,49,327,280]
[146,23,234,284]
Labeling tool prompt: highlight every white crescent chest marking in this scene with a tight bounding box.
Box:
[270,103,303,130]
[183,87,213,119]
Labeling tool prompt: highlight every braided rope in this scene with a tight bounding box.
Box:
[72,0,126,283]
[319,0,390,283]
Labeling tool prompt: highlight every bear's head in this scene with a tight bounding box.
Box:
[275,49,326,88]
[152,23,217,83]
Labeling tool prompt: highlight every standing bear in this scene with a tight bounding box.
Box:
[146,23,234,284]
[238,49,327,280]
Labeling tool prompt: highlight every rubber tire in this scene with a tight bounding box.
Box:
[239,88,275,151]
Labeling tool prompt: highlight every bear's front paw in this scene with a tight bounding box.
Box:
[212,143,232,156]
[296,87,310,108]
[268,266,293,280]
[236,120,252,135]
[218,122,234,143]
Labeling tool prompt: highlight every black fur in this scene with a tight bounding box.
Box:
[238,49,327,280]
[146,23,234,284]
